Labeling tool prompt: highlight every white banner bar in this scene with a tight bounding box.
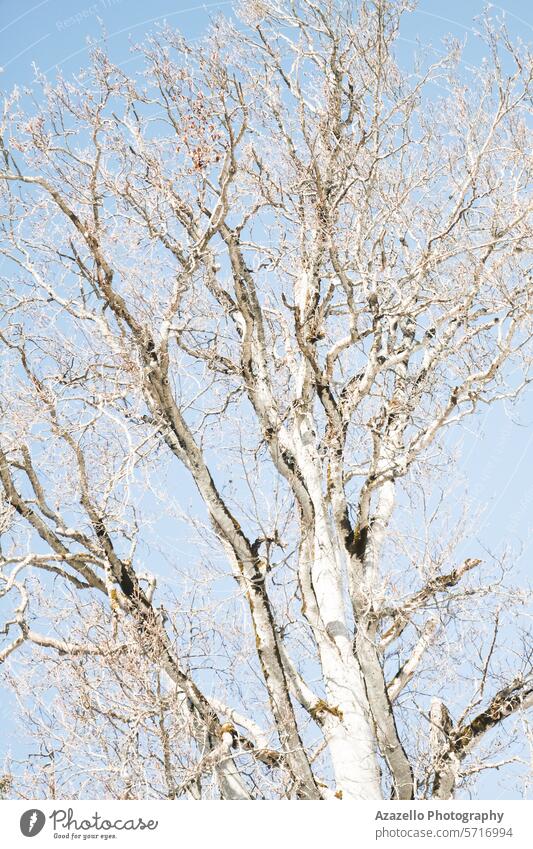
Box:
[2,799,531,848]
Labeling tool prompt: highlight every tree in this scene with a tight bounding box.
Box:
[0,0,532,801]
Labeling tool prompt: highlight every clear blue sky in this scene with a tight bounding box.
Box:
[0,0,531,800]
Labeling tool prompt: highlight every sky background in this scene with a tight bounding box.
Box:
[0,0,532,800]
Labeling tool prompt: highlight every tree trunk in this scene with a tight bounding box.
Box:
[301,533,383,799]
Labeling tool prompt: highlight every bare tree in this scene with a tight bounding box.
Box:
[0,0,532,800]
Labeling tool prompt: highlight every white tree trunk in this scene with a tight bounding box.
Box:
[299,528,382,798]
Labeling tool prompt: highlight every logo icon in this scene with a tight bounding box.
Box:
[20,809,46,838]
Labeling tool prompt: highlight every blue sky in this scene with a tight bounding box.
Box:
[1,0,530,565]
[0,0,532,800]
[0,0,531,85]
